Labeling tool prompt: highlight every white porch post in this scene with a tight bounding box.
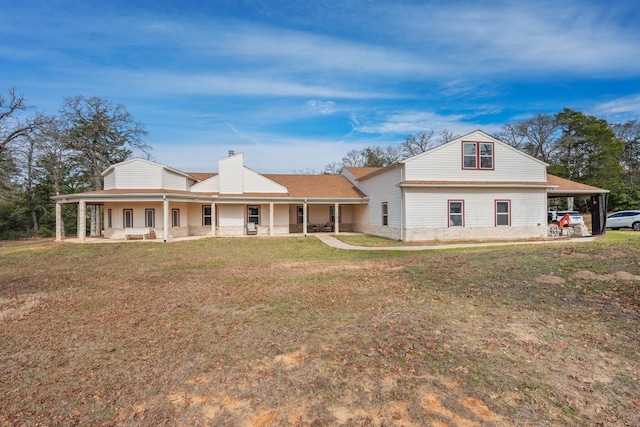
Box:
[303,200,308,236]
[163,196,170,242]
[211,202,216,236]
[78,200,86,242]
[269,203,274,236]
[334,202,340,234]
[55,201,63,242]
[95,206,102,237]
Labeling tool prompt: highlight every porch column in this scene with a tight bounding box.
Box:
[163,196,170,242]
[269,203,274,236]
[211,202,216,236]
[95,206,102,237]
[334,202,340,234]
[78,200,86,242]
[55,201,63,242]
[303,200,308,236]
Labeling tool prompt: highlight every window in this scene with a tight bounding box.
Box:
[382,202,388,226]
[496,200,511,226]
[123,209,133,228]
[297,206,304,224]
[248,206,260,225]
[448,200,464,227]
[107,209,112,228]
[203,206,212,226]
[330,206,342,224]
[172,209,180,227]
[145,208,155,227]
[463,141,494,170]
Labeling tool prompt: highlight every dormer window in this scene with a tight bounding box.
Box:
[462,141,494,170]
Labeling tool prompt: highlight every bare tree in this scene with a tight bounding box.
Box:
[402,130,434,157]
[612,120,640,192]
[437,129,459,145]
[499,113,559,162]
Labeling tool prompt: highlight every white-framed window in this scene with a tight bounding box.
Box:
[203,206,212,226]
[172,208,180,227]
[107,209,112,228]
[297,206,304,224]
[123,209,133,228]
[145,208,155,228]
[495,200,511,226]
[248,206,260,225]
[463,141,494,170]
[448,200,464,227]
[382,202,388,226]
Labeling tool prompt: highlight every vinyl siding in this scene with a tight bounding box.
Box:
[219,154,244,194]
[114,160,164,189]
[404,132,547,182]
[243,169,288,193]
[357,166,402,239]
[103,171,115,190]
[162,169,189,190]
[190,175,219,192]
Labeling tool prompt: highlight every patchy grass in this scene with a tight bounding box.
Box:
[1,234,639,426]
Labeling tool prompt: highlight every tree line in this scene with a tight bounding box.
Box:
[0,88,149,239]
[326,109,640,213]
[2,85,638,239]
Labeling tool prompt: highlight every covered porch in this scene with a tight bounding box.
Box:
[52,191,368,242]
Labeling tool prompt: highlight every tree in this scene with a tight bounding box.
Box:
[554,108,623,208]
[498,113,559,162]
[611,120,640,208]
[61,96,150,236]
[61,95,150,191]
[402,130,434,157]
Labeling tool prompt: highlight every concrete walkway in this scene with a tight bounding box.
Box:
[314,233,597,251]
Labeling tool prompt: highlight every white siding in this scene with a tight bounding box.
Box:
[191,175,219,192]
[243,169,288,193]
[219,153,244,194]
[403,187,547,241]
[218,204,244,226]
[356,167,402,240]
[114,159,163,189]
[103,171,115,190]
[404,131,547,183]
[162,169,189,190]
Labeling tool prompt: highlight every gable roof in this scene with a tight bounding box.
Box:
[101,157,195,179]
[403,129,548,167]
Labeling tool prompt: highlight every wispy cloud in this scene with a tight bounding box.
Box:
[592,94,640,121]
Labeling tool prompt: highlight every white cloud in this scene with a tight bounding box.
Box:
[592,94,640,121]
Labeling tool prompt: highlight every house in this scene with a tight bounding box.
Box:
[52,130,609,242]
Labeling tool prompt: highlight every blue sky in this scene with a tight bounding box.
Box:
[3,0,640,173]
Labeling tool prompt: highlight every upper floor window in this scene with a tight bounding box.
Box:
[463,142,494,170]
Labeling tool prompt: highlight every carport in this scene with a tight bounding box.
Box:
[546,174,609,236]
